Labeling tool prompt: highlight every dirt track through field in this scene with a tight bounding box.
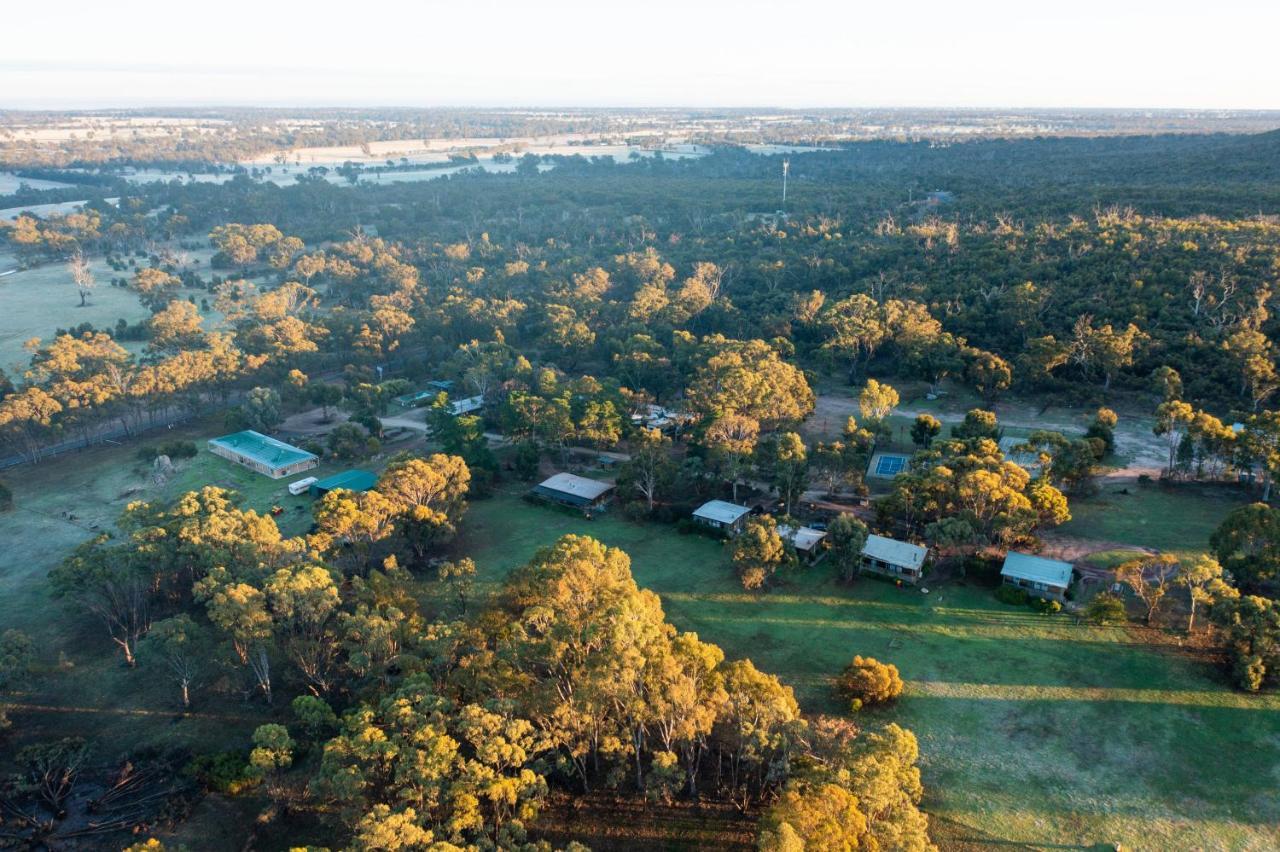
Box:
[0,699,260,724]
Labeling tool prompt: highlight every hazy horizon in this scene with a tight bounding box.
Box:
[6,0,1279,111]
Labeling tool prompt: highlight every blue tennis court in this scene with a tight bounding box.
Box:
[869,452,910,478]
[875,455,906,476]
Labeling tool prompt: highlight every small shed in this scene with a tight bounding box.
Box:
[310,469,379,497]
[208,430,318,479]
[532,473,614,510]
[1000,552,1073,601]
[449,395,484,416]
[860,534,928,584]
[778,524,829,562]
[392,389,441,409]
[692,500,751,535]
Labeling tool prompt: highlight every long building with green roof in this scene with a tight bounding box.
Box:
[207,430,319,479]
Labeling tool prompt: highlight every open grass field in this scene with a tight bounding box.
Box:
[0,246,243,372]
[1,413,1274,849]
[1059,481,1249,562]
[0,250,153,371]
[457,486,1280,850]
[0,423,363,763]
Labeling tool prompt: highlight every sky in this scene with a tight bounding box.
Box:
[4,0,1279,110]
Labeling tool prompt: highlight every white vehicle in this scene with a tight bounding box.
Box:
[288,476,318,496]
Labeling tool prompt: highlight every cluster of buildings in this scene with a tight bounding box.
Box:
[392,382,484,417]
[529,473,1073,599]
[207,430,377,498]
[208,426,1075,604]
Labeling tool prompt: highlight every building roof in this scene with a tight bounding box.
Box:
[778,524,827,551]
[1001,552,1073,588]
[998,436,1042,471]
[392,389,440,407]
[534,473,614,502]
[861,534,927,568]
[693,500,751,525]
[449,395,484,415]
[209,430,316,471]
[312,469,379,493]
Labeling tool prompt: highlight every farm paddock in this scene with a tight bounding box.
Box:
[457,487,1280,851]
[0,434,1276,849]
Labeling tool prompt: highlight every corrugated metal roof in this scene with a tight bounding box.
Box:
[208,430,316,470]
[449,395,484,415]
[778,524,827,551]
[393,389,440,407]
[693,500,751,524]
[537,473,614,501]
[312,469,379,493]
[1001,552,1073,587]
[861,534,927,568]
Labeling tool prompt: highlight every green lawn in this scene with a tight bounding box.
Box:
[459,488,1280,850]
[1059,481,1249,561]
[0,424,351,760]
[4,440,1278,850]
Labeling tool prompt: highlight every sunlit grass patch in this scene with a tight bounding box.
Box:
[460,491,1280,850]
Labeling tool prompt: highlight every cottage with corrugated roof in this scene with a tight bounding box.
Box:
[1000,552,1074,601]
[532,472,615,511]
[859,534,928,584]
[692,500,752,535]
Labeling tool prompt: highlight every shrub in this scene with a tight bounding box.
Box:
[159,440,198,459]
[995,585,1029,606]
[622,499,652,521]
[836,655,904,711]
[676,517,728,539]
[962,554,1002,585]
[0,629,34,688]
[138,440,198,464]
[1085,592,1128,625]
[291,695,337,738]
[1031,596,1062,615]
[512,441,540,481]
[328,422,375,459]
[187,751,262,795]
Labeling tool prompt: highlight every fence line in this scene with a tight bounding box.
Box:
[0,352,422,470]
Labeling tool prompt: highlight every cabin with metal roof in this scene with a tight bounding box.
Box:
[692,500,752,535]
[859,534,928,584]
[207,430,319,479]
[778,524,829,562]
[531,473,615,511]
[310,469,379,497]
[448,395,484,416]
[1000,552,1074,601]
